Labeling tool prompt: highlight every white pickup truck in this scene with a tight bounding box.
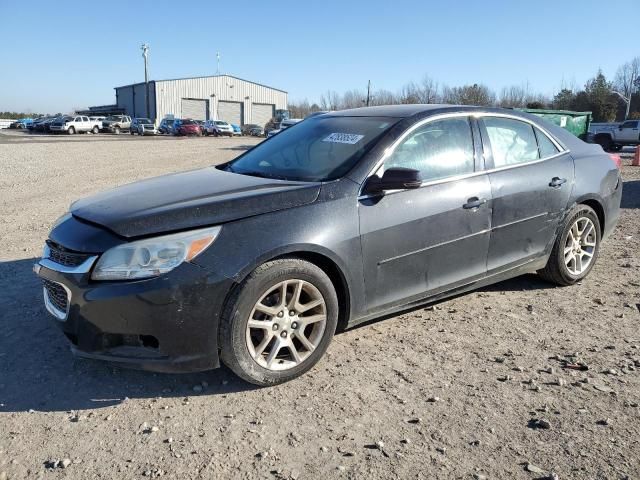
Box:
[49,115,101,135]
[590,119,640,151]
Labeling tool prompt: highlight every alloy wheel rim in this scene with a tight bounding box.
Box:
[246,279,327,371]
[564,216,597,275]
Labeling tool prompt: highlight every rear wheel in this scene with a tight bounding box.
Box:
[538,205,601,286]
[220,259,338,386]
[610,144,622,152]
[92,126,99,134]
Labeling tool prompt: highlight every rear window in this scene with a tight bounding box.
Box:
[534,127,560,158]
[482,117,539,167]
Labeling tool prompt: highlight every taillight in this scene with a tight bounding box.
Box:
[609,154,621,169]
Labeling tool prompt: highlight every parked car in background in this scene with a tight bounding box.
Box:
[241,124,264,136]
[177,119,202,136]
[231,124,242,136]
[195,120,206,135]
[589,120,640,151]
[28,117,47,131]
[158,118,176,134]
[266,118,301,138]
[35,105,622,386]
[204,120,234,136]
[90,116,105,126]
[131,118,157,136]
[9,118,33,129]
[50,115,98,134]
[102,115,132,134]
[42,117,61,133]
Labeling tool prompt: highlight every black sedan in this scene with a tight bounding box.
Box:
[34,105,622,385]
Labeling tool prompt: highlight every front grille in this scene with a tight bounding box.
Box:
[46,241,91,267]
[43,279,68,314]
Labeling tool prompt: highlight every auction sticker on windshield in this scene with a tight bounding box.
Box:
[322,133,365,144]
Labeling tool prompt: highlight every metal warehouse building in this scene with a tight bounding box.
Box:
[114,74,288,126]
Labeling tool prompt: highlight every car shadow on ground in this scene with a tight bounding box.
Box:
[0,258,259,414]
[621,179,640,209]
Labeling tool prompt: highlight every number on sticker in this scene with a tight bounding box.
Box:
[322,133,365,145]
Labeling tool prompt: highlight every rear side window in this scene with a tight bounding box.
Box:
[534,128,560,158]
[482,117,539,167]
[621,120,638,129]
[384,117,475,182]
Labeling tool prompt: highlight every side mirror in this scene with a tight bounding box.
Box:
[363,167,422,195]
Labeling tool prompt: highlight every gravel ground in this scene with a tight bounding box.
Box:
[0,131,639,480]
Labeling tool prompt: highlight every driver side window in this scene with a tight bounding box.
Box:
[384,117,475,183]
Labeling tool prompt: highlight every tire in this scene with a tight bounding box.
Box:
[114,126,120,135]
[92,126,99,134]
[130,130,135,135]
[538,205,601,286]
[67,126,75,135]
[220,258,338,386]
[595,135,612,152]
[611,144,622,152]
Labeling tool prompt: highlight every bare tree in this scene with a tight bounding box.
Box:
[399,82,421,104]
[370,89,397,106]
[419,75,439,103]
[446,84,495,106]
[342,89,367,109]
[499,85,528,108]
[614,57,640,98]
[319,90,341,111]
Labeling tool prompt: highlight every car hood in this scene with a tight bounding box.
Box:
[70,167,321,238]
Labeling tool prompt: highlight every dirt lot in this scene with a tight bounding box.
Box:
[0,131,639,480]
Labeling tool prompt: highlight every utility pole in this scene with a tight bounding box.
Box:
[141,43,150,119]
[613,90,631,120]
[366,80,371,107]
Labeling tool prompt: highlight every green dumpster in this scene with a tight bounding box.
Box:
[520,109,592,140]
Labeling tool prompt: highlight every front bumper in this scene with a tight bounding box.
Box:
[33,248,234,373]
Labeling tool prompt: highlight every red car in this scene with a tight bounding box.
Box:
[177,119,202,136]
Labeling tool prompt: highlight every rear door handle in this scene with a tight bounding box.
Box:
[549,177,567,188]
[463,197,487,209]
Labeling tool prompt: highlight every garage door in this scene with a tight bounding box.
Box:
[181,99,208,120]
[252,103,274,128]
[218,101,243,125]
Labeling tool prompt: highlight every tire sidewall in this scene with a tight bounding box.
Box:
[554,206,601,283]
[222,260,338,386]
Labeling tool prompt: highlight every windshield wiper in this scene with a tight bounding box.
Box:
[237,170,291,181]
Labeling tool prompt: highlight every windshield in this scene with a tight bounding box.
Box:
[227,116,398,182]
[137,118,152,123]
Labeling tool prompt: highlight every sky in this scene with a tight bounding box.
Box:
[1,0,639,113]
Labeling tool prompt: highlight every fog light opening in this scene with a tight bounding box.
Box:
[139,335,159,349]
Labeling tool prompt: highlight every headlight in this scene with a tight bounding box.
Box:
[91,226,221,281]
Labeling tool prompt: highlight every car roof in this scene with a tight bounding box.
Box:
[327,104,544,118]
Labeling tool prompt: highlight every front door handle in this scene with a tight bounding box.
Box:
[463,197,487,210]
[549,177,567,188]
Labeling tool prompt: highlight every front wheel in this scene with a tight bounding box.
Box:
[538,205,601,286]
[220,259,338,386]
[67,127,75,135]
[114,126,120,135]
[92,126,99,134]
